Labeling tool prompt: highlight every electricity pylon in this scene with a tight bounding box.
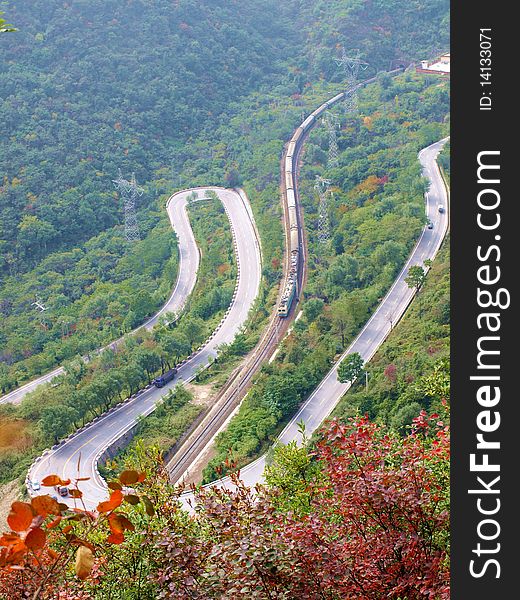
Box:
[113,170,143,243]
[315,175,332,244]
[335,47,369,115]
[323,111,340,169]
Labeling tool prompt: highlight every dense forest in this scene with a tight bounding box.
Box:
[0,0,448,392]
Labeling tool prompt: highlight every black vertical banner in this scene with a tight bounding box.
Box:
[451,2,515,598]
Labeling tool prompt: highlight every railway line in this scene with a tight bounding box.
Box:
[165,73,405,485]
[175,136,450,512]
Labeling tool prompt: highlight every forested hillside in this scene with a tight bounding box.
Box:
[0,0,297,391]
[203,71,449,481]
[0,0,448,393]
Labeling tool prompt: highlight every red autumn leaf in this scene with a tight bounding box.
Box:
[31,495,60,518]
[107,532,125,545]
[68,489,83,499]
[7,502,34,532]
[41,475,71,487]
[108,513,135,534]
[119,470,139,485]
[97,489,123,513]
[107,481,122,491]
[25,527,46,551]
[0,533,20,547]
[137,472,146,483]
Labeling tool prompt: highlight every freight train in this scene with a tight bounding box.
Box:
[277,91,348,317]
[277,69,403,317]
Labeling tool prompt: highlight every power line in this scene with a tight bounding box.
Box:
[335,47,369,116]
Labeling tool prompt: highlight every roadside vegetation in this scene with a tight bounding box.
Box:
[331,237,450,430]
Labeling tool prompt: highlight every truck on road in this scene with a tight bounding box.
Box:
[152,368,177,388]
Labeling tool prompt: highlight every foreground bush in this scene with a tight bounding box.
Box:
[0,413,449,599]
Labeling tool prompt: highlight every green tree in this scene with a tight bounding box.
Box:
[38,404,79,443]
[303,297,324,322]
[405,265,427,291]
[337,352,364,384]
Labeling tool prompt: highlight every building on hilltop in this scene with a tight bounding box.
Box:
[417,52,450,76]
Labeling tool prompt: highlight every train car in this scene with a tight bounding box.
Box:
[286,141,296,158]
[292,127,304,143]
[310,105,326,120]
[285,170,294,191]
[285,156,293,173]
[300,114,315,131]
[278,278,296,317]
[328,92,345,105]
[278,282,296,317]
[286,188,296,209]
[290,228,299,253]
[288,205,297,227]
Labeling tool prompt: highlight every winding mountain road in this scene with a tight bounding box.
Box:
[180,137,450,504]
[1,188,203,406]
[27,187,261,508]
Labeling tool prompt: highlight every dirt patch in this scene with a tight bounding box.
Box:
[0,479,22,524]
[184,382,217,406]
[0,418,33,453]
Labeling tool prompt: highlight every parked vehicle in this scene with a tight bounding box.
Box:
[30,480,41,491]
[58,486,69,497]
[152,368,177,388]
[438,205,444,213]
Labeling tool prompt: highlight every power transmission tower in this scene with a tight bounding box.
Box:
[32,296,49,328]
[315,175,332,245]
[31,296,47,313]
[323,111,340,168]
[112,170,143,243]
[335,47,369,115]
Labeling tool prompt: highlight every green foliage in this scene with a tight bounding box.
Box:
[206,72,449,479]
[264,436,324,515]
[337,352,364,384]
[0,198,235,483]
[405,264,427,290]
[0,11,16,33]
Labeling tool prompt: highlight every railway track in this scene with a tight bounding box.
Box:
[166,87,333,484]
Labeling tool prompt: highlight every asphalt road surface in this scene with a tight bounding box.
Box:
[0,188,207,406]
[179,137,450,507]
[27,187,261,509]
